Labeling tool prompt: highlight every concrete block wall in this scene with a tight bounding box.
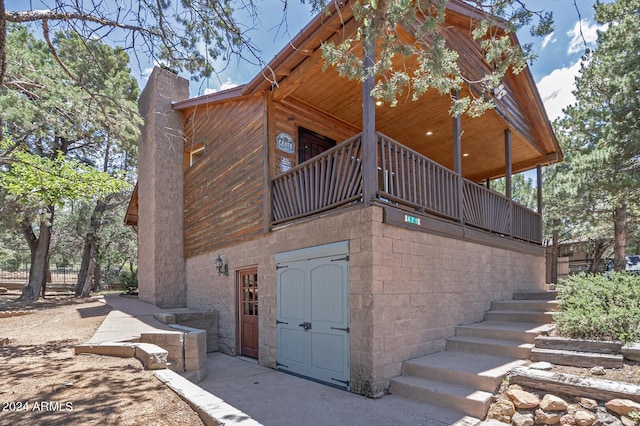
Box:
[137,66,189,308]
[140,326,207,382]
[184,205,545,397]
[171,310,219,353]
[368,207,545,395]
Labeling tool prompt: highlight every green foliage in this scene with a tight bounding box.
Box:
[491,173,537,210]
[542,0,640,261]
[554,273,640,343]
[0,25,140,298]
[0,138,129,207]
[118,270,138,294]
[629,411,640,423]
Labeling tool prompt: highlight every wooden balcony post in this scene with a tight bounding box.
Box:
[537,164,543,214]
[362,36,378,205]
[362,36,377,205]
[504,128,513,236]
[452,92,463,222]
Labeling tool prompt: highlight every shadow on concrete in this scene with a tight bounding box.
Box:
[198,353,469,426]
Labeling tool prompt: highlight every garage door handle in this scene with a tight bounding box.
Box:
[298,322,312,330]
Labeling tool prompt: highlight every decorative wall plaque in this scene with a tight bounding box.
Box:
[276,132,295,154]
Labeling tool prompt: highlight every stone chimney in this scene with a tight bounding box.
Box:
[137,67,189,308]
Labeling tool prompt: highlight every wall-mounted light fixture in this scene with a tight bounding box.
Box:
[215,254,228,276]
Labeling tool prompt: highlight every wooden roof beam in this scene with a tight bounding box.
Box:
[272,16,359,102]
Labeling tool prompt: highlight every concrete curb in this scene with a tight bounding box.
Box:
[154,369,262,426]
[74,342,168,369]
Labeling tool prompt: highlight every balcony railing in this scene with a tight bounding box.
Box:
[270,132,542,244]
[271,134,363,224]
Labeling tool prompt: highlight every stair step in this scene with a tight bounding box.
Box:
[491,299,559,312]
[389,375,494,419]
[530,348,624,368]
[513,290,558,300]
[484,310,555,323]
[456,321,554,344]
[402,351,526,392]
[447,336,534,359]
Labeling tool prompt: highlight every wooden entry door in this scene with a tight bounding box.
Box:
[238,269,259,358]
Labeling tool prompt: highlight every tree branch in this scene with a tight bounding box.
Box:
[4,9,152,34]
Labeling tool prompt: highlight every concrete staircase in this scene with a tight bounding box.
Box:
[389,290,558,420]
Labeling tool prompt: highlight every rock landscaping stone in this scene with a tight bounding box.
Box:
[529,361,553,370]
[577,398,599,411]
[486,385,636,426]
[595,410,623,426]
[506,388,540,409]
[604,399,640,417]
[590,366,606,376]
[512,411,534,426]
[574,410,596,426]
[541,394,569,411]
[535,408,563,424]
[560,414,576,425]
[486,397,515,422]
[620,415,636,426]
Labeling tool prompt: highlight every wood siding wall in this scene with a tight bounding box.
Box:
[271,98,359,177]
[183,96,266,258]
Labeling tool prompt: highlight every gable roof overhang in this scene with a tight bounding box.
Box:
[174,0,562,182]
[124,182,138,226]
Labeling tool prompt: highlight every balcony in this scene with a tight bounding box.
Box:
[271,132,542,244]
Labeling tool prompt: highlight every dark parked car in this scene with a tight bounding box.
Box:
[606,255,640,274]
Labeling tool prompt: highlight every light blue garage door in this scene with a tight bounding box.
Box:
[275,241,350,390]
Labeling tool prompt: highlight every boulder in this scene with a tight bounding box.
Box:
[541,394,569,411]
[506,388,540,409]
[529,362,553,370]
[486,398,515,423]
[605,399,640,417]
[560,414,576,425]
[512,412,534,426]
[594,411,622,426]
[577,398,599,411]
[574,410,596,426]
[535,408,563,425]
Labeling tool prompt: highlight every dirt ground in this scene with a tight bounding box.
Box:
[550,360,640,385]
[0,293,204,426]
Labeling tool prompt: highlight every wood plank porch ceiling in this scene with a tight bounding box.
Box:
[176,0,562,182]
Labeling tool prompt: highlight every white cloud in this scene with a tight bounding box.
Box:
[537,60,582,121]
[541,32,556,49]
[567,20,607,54]
[220,80,239,91]
[202,79,239,95]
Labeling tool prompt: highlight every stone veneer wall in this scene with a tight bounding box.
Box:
[184,205,545,396]
[137,67,189,308]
